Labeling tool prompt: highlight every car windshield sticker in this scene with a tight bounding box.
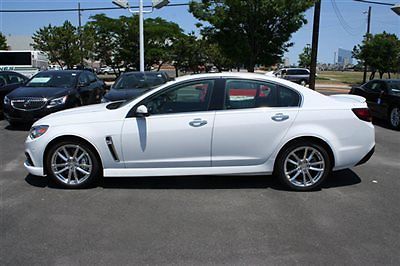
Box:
[30,77,51,83]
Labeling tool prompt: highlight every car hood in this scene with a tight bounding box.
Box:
[104,87,153,101]
[6,86,71,99]
[34,103,117,127]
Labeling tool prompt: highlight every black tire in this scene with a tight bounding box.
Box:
[388,106,400,130]
[274,141,332,191]
[299,79,308,86]
[45,140,101,189]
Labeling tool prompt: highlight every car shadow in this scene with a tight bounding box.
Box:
[25,169,361,191]
[372,118,397,131]
[3,123,31,131]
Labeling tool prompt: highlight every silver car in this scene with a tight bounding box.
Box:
[274,68,310,86]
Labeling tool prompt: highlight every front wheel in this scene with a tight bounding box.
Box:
[275,141,331,191]
[389,106,400,130]
[45,140,101,188]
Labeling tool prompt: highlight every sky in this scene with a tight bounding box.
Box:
[0,0,399,65]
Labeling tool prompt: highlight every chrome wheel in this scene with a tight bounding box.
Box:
[51,144,92,185]
[300,80,307,86]
[390,107,400,128]
[284,146,325,188]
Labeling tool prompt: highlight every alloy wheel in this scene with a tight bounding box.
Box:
[284,146,326,188]
[51,144,92,185]
[390,107,400,128]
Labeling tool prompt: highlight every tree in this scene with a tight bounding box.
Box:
[353,32,400,79]
[32,21,86,68]
[0,32,7,50]
[298,44,311,68]
[189,0,314,72]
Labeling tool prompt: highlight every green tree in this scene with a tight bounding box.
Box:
[0,32,7,50]
[353,32,400,79]
[189,0,314,72]
[298,44,311,68]
[32,21,87,68]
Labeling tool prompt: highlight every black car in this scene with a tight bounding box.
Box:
[102,71,170,102]
[4,70,105,125]
[0,71,29,114]
[350,79,400,129]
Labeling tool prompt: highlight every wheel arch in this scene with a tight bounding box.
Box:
[274,136,335,171]
[43,135,104,176]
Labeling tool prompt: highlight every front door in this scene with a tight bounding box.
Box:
[121,79,216,168]
[212,79,300,166]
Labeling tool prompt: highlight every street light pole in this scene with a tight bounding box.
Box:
[139,0,144,72]
[309,0,321,91]
[363,6,371,83]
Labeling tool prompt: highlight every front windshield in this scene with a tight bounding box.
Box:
[113,72,166,90]
[26,72,77,88]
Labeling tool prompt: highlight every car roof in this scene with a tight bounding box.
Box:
[38,70,83,75]
[0,70,25,75]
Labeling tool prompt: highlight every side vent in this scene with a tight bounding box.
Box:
[105,136,120,162]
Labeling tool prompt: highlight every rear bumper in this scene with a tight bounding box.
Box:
[356,146,375,166]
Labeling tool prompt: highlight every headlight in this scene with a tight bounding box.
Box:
[47,95,68,107]
[101,97,110,103]
[29,125,49,140]
[4,96,10,105]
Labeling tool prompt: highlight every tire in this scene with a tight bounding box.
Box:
[275,141,332,191]
[45,140,101,189]
[389,106,400,130]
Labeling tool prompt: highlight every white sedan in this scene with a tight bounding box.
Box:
[24,73,375,191]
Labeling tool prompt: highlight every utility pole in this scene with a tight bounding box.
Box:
[139,0,144,72]
[309,0,321,90]
[78,2,83,66]
[362,6,371,83]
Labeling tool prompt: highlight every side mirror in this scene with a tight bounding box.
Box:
[135,105,149,117]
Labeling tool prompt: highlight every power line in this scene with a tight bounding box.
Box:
[354,0,394,6]
[331,0,366,36]
[0,3,190,13]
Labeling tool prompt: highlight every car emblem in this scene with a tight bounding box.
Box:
[24,100,31,107]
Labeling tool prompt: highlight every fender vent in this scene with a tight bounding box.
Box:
[105,136,120,162]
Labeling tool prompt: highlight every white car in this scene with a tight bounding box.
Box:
[24,73,375,191]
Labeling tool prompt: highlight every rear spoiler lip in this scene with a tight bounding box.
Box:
[329,94,366,104]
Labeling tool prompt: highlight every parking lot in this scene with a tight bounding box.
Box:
[1,89,400,265]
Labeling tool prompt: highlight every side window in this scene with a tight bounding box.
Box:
[278,86,301,107]
[78,73,90,85]
[143,80,214,115]
[225,79,278,109]
[299,70,309,75]
[8,74,25,84]
[286,69,296,75]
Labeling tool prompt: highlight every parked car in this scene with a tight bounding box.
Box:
[273,68,310,86]
[98,66,115,75]
[349,79,400,129]
[24,73,375,190]
[3,70,105,125]
[101,71,170,102]
[0,71,29,114]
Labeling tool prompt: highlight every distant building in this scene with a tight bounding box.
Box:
[6,35,33,50]
[337,48,353,67]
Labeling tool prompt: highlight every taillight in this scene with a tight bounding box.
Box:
[352,108,371,122]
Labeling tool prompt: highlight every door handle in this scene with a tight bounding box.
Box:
[189,118,208,127]
[271,113,289,122]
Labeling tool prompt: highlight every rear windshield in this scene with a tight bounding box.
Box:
[26,72,77,88]
[113,72,167,90]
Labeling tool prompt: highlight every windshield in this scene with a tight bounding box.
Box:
[26,72,77,88]
[113,72,166,90]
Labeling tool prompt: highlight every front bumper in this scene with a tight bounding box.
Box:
[24,161,45,176]
[3,104,66,123]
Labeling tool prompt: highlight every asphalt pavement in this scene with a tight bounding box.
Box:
[1,97,400,265]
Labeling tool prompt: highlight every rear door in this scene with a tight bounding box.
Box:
[211,78,301,166]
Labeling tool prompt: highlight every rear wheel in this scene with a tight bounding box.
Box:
[275,141,331,191]
[45,140,101,188]
[389,106,400,130]
[300,79,307,86]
